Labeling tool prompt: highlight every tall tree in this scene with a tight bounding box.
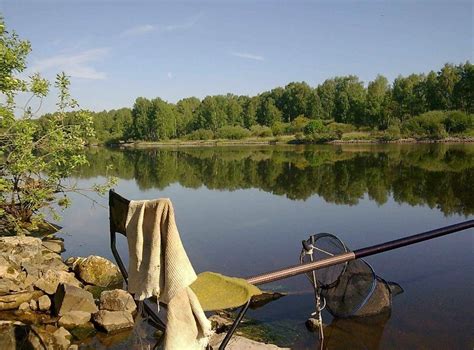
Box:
[366,75,390,127]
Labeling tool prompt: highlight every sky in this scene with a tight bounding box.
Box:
[1,0,473,113]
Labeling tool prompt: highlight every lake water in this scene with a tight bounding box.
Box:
[61,144,473,349]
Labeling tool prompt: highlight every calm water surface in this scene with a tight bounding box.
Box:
[62,144,473,349]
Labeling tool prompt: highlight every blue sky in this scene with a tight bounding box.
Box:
[2,0,472,113]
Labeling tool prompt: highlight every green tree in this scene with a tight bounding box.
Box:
[257,97,282,126]
[0,18,115,232]
[176,97,200,136]
[333,76,366,125]
[366,75,390,128]
[317,79,337,120]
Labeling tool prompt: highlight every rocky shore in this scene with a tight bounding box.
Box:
[0,235,287,349]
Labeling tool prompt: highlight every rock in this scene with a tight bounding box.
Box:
[99,289,136,313]
[93,310,134,333]
[59,311,91,329]
[84,285,111,299]
[29,299,38,311]
[0,291,43,311]
[70,256,123,287]
[209,314,234,333]
[34,270,82,295]
[250,291,286,309]
[42,238,65,254]
[0,237,43,267]
[209,333,290,349]
[54,284,98,316]
[305,317,322,332]
[69,322,96,341]
[38,295,52,311]
[18,302,30,312]
[68,345,79,350]
[53,327,72,349]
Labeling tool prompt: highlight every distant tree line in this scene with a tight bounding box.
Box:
[40,62,474,143]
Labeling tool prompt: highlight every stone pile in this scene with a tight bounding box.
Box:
[0,236,136,349]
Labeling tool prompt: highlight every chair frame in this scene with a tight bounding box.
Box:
[109,190,251,349]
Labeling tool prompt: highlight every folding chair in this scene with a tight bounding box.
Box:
[108,190,261,349]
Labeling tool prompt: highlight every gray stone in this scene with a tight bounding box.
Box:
[18,302,30,312]
[0,291,43,311]
[68,345,79,350]
[71,256,123,287]
[93,310,134,333]
[38,295,51,311]
[305,317,322,332]
[34,270,82,295]
[54,284,98,316]
[58,311,91,329]
[0,237,43,267]
[99,289,136,313]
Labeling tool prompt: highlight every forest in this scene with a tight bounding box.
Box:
[38,62,474,144]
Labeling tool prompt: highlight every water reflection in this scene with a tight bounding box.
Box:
[78,144,474,216]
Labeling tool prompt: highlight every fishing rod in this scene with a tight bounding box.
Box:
[246,220,474,286]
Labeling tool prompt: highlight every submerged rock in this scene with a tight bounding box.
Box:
[93,310,134,333]
[54,284,98,316]
[99,289,136,313]
[68,256,123,288]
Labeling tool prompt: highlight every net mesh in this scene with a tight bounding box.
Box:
[301,233,400,318]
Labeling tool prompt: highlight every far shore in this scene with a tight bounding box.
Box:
[106,136,474,148]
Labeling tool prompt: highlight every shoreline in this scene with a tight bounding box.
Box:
[107,136,474,148]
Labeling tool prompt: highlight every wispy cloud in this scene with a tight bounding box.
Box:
[121,24,155,37]
[167,72,173,79]
[163,13,202,32]
[31,48,109,80]
[231,52,265,61]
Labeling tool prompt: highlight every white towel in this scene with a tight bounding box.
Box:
[125,198,211,349]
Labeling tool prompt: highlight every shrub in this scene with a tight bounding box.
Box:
[272,122,290,136]
[290,115,310,133]
[377,124,401,141]
[250,125,273,137]
[306,132,339,143]
[327,122,356,134]
[443,111,473,134]
[341,131,372,141]
[185,129,214,140]
[402,111,447,139]
[304,120,327,135]
[215,126,251,139]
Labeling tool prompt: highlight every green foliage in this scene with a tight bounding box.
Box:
[0,18,115,232]
[271,121,290,136]
[250,125,273,137]
[443,111,473,133]
[215,125,251,139]
[185,128,214,140]
[377,124,401,141]
[304,119,327,135]
[290,115,310,133]
[402,111,448,140]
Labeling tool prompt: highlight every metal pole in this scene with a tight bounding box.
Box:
[246,220,474,286]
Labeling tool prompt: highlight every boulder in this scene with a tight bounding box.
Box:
[34,270,82,295]
[0,291,43,311]
[69,256,123,287]
[38,295,51,311]
[305,317,322,332]
[58,311,91,329]
[99,289,136,313]
[69,322,96,341]
[54,284,98,316]
[93,310,134,333]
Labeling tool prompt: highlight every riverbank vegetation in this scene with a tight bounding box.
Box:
[40,62,474,145]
